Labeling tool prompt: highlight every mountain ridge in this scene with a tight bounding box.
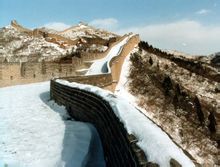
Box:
[0,20,120,63]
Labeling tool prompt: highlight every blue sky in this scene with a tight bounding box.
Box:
[0,0,220,55]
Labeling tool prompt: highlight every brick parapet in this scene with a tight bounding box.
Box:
[50,80,148,167]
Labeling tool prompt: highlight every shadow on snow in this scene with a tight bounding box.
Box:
[39,91,106,167]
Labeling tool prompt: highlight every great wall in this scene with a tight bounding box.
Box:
[50,35,151,166]
[50,35,219,166]
[1,26,153,165]
[10,20,117,48]
[0,20,121,87]
[1,21,219,166]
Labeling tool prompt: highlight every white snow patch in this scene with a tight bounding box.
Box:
[42,22,71,31]
[0,82,105,167]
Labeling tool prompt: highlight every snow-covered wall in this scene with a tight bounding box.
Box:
[50,79,147,167]
[109,34,140,90]
[61,34,140,92]
[49,34,197,166]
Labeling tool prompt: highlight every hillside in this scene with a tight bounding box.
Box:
[0,25,70,62]
[0,20,118,63]
[126,41,220,166]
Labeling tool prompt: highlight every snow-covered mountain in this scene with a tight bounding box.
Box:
[58,22,118,40]
[0,25,71,62]
[0,20,118,63]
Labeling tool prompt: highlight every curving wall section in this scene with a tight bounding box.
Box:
[57,34,140,92]
[49,34,149,166]
[49,34,150,166]
[50,80,148,167]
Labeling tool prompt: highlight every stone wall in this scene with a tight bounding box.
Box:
[0,62,77,87]
[0,33,127,88]
[49,34,149,166]
[110,34,140,90]
[58,74,113,90]
[11,20,119,49]
[2,21,131,88]
[50,80,148,167]
[57,34,140,92]
[11,20,79,46]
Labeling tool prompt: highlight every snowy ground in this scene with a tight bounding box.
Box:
[86,35,131,75]
[0,82,105,167]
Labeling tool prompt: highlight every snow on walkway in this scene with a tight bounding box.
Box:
[0,82,105,167]
[86,35,132,75]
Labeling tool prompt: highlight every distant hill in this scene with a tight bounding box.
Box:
[0,20,119,63]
